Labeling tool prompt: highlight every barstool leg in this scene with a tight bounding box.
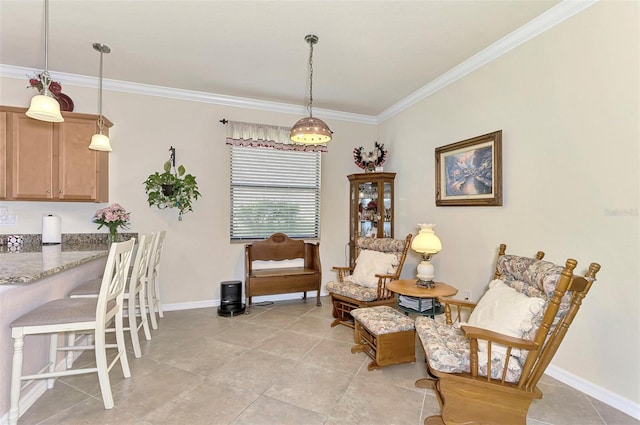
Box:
[48,333,58,389]
[66,332,75,369]
[115,310,131,378]
[94,328,114,409]
[9,328,25,425]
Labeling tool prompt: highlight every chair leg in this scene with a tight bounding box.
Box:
[154,276,164,318]
[94,329,115,409]
[139,282,152,341]
[66,332,76,369]
[9,328,25,425]
[128,300,142,358]
[115,311,131,378]
[47,333,58,389]
[147,286,158,330]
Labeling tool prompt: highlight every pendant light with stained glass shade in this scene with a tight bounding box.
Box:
[290,34,332,144]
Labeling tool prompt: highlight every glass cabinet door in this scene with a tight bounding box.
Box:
[348,172,396,267]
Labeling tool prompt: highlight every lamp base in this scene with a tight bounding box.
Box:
[416,279,436,288]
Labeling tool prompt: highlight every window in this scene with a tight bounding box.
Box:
[230,145,321,240]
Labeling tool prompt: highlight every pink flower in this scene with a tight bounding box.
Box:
[93,203,130,231]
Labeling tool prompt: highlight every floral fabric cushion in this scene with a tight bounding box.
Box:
[416,316,524,383]
[326,279,379,302]
[495,255,569,341]
[356,237,406,271]
[466,279,544,355]
[348,249,398,288]
[352,306,415,335]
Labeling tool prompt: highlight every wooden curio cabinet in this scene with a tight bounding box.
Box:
[348,172,395,267]
[1,106,110,202]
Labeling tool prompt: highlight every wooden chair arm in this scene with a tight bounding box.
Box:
[332,266,354,282]
[332,266,352,272]
[461,325,539,351]
[438,297,477,325]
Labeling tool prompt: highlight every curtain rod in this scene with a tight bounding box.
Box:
[219,119,228,125]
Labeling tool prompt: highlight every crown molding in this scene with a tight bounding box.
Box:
[0,64,377,125]
[1,0,596,127]
[377,0,599,123]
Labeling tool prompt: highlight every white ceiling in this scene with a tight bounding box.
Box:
[1,0,565,118]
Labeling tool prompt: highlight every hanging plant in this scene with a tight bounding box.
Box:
[144,160,201,221]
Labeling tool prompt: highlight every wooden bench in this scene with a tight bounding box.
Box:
[244,233,322,313]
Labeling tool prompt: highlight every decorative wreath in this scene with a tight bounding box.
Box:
[353,142,388,171]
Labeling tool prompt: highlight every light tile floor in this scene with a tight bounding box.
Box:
[16,296,639,425]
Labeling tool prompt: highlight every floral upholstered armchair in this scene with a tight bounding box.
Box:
[326,234,412,328]
[414,244,601,425]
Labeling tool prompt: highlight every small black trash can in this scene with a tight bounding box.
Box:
[217,280,246,316]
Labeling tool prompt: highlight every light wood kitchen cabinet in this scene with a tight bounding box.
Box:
[348,172,396,267]
[0,111,6,200]
[1,106,111,202]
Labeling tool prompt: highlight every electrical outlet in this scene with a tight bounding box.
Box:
[463,289,472,301]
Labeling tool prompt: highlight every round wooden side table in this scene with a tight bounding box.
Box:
[387,279,458,316]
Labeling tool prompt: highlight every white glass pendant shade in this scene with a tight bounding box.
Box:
[89,42,111,151]
[88,133,112,151]
[26,93,63,122]
[290,116,332,144]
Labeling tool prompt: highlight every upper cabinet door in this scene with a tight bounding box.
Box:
[57,117,100,201]
[0,112,6,200]
[8,113,55,200]
[2,106,110,202]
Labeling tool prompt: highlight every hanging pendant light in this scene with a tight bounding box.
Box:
[88,43,112,152]
[26,0,63,123]
[290,34,332,144]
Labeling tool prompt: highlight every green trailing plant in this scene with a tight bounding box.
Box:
[144,160,201,221]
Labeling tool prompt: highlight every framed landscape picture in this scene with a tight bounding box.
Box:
[435,130,502,206]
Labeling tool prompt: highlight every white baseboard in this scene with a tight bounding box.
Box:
[162,291,329,312]
[545,365,640,420]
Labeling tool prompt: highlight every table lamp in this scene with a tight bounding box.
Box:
[411,223,442,288]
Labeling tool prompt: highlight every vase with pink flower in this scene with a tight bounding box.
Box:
[93,203,130,243]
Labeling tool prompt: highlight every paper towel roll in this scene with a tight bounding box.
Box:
[42,214,61,244]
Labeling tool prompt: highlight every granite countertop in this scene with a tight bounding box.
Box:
[0,233,137,285]
[0,244,109,285]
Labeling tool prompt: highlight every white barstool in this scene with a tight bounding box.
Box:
[147,229,167,329]
[68,233,155,358]
[8,238,135,425]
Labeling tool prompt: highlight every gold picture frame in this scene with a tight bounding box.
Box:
[435,130,502,206]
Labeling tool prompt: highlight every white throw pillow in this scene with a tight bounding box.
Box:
[466,279,544,354]
[349,249,398,288]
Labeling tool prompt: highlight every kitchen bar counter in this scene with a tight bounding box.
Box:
[0,248,109,285]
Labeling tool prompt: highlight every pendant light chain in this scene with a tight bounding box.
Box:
[41,0,52,96]
[97,48,104,133]
[308,39,314,117]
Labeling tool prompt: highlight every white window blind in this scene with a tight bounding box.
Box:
[230,146,321,240]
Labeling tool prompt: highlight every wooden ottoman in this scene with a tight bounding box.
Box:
[351,305,416,371]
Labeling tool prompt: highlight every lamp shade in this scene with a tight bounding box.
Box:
[26,94,64,122]
[88,133,112,152]
[411,223,442,254]
[290,116,332,144]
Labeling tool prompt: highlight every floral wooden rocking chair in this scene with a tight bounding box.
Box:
[326,234,412,328]
[415,244,600,425]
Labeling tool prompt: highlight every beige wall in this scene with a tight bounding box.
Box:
[0,77,377,308]
[1,0,638,415]
[380,0,639,408]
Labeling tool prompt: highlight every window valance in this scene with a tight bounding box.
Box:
[225,120,328,153]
